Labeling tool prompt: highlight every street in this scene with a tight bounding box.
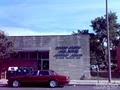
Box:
[1,85,120,90]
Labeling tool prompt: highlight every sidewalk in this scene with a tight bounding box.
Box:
[0,79,8,85]
[69,80,120,86]
[0,79,120,86]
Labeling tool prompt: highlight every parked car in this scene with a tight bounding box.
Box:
[90,65,99,71]
[7,67,33,79]
[8,70,70,88]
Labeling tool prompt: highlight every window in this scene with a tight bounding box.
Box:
[41,52,49,59]
[13,53,19,59]
[38,51,49,59]
[50,71,58,75]
[19,52,26,59]
[29,52,37,59]
[38,52,41,59]
[41,71,49,75]
[31,71,38,75]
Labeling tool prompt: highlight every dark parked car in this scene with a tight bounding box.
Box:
[8,70,70,88]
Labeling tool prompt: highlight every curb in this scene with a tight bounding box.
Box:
[68,84,95,86]
[1,79,120,87]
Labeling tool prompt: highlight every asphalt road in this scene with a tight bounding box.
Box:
[0,85,120,90]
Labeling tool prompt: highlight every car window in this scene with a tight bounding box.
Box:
[31,71,38,75]
[41,71,49,75]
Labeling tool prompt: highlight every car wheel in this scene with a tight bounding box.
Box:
[12,80,20,87]
[49,80,58,88]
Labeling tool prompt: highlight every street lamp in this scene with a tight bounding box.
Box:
[106,0,112,83]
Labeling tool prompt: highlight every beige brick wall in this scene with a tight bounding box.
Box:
[10,35,90,80]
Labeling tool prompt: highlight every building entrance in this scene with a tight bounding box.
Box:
[37,51,49,70]
[38,60,49,70]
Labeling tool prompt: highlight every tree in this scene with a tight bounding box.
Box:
[72,30,104,65]
[72,12,120,69]
[89,33,105,65]
[91,12,120,67]
[72,29,89,35]
[0,30,15,62]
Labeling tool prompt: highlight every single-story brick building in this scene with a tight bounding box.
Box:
[0,35,90,80]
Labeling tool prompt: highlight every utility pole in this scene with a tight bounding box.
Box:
[106,0,112,83]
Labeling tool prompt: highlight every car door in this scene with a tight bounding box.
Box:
[36,71,50,84]
[21,71,38,84]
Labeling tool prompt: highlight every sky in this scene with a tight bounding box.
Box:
[0,0,120,36]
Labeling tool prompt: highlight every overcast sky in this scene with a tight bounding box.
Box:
[0,0,120,36]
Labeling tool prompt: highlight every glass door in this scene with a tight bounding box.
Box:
[42,60,49,70]
[37,51,49,70]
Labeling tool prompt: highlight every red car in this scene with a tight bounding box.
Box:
[8,70,70,88]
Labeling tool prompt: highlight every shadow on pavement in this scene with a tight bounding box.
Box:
[4,84,64,88]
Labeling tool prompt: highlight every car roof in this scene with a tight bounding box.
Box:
[34,70,54,72]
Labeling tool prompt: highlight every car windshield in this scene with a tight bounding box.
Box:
[51,70,58,75]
